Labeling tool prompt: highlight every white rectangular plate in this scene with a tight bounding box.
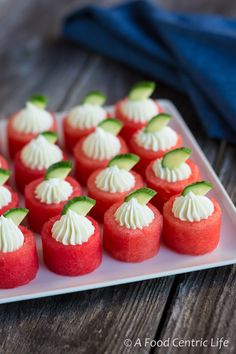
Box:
[0,99,235,304]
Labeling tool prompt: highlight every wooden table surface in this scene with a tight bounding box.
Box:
[0,1,235,353]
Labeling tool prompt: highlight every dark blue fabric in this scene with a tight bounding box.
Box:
[63,0,236,142]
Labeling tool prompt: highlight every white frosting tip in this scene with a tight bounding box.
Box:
[51,209,95,245]
[172,192,214,222]
[0,216,24,253]
[115,198,154,230]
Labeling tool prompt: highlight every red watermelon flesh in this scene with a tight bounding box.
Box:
[87,169,144,222]
[115,98,163,144]
[130,133,183,177]
[25,176,82,233]
[145,159,201,211]
[163,196,221,255]
[41,216,102,276]
[74,136,128,186]
[0,185,19,215]
[0,226,38,289]
[7,112,57,159]
[14,151,67,194]
[115,99,163,142]
[0,155,9,170]
[63,112,110,153]
[103,202,163,262]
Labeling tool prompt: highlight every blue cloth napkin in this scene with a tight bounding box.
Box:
[63,0,236,142]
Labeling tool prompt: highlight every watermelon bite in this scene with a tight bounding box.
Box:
[14,151,67,193]
[63,117,96,153]
[7,113,57,159]
[41,215,102,276]
[163,196,221,255]
[145,159,201,211]
[25,176,82,233]
[63,113,110,154]
[103,202,163,262]
[63,91,109,153]
[0,225,38,289]
[115,99,163,143]
[87,169,144,222]
[74,136,128,185]
[130,133,183,176]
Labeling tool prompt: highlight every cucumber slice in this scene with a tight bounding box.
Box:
[128,81,156,101]
[28,94,48,109]
[182,181,213,197]
[40,131,58,144]
[62,196,96,216]
[98,118,123,135]
[108,153,140,171]
[161,148,192,169]
[82,91,106,106]
[125,188,156,205]
[145,113,171,133]
[3,208,29,226]
[0,168,11,185]
[45,161,72,180]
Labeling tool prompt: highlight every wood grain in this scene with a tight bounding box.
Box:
[0,278,175,354]
[218,144,236,204]
[0,1,235,354]
[154,266,236,354]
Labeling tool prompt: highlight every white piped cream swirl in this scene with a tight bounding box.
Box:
[115,198,154,230]
[68,104,106,129]
[152,158,191,182]
[172,192,214,222]
[21,135,63,170]
[95,166,135,193]
[52,209,95,245]
[0,216,24,253]
[136,126,178,151]
[0,186,12,209]
[121,98,158,123]
[83,127,121,160]
[13,102,52,134]
[35,178,73,204]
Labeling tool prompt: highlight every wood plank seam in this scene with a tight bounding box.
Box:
[56,52,90,111]
[148,274,187,354]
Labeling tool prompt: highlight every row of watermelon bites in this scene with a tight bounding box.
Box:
[0,81,221,289]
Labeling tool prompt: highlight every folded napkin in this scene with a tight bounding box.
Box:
[63,0,236,142]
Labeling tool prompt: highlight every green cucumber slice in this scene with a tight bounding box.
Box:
[0,168,11,185]
[108,153,140,171]
[82,91,106,106]
[98,118,123,135]
[128,81,156,101]
[161,148,192,169]
[40,131,58,144]
[145,113,171,133]
[45,161,72,180]
[3,208,29,226]
[182,181,213,196]
[62,196,96,216]
[28,94,48,109]
[125,188,156,205]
